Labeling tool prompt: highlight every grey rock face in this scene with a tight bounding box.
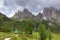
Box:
[13,7,60,22]
[35,12,42,19]
[42,7,60,22]
[13,8,35,20]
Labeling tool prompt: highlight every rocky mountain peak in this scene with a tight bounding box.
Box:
[12,8,35,20]
[42,7,60,22]
[35,12,42,19]
[23,8,29,12]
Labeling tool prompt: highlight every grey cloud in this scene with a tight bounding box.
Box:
[4,0,17,9]
[16,0,29,6]
[0,0,60,17]
[4,0,60,11]
[15,0,60,12]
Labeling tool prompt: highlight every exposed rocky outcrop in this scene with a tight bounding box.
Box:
[12,7,60,22]
[35,12,42,19]
[12,8,35,20]
[42,7,60,22]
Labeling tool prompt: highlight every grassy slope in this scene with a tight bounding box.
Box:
[0,32,60,40]
[52,33,60,40]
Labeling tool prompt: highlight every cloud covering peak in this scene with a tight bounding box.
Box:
[0,0,60,17]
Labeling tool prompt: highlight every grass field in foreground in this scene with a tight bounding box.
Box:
[0,32,60,40]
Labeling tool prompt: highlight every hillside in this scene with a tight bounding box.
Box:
[0,13,10,21]
[0,12,21,32]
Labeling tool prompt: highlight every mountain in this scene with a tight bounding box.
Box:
[42,7,60,22]
[35,12,42,19]
[42,7,56,19]
[0,12,10,21]
[0,12,12,32]
[12,8,35,20]
[0,12,21,32]
[12,7,60,22]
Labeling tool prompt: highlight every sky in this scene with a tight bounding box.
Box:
[0,0,60,17]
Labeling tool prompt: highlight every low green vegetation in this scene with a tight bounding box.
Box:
[0,13,60,40]
[0,32,60,40]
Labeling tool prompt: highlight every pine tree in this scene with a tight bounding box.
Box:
[38,23,47,40]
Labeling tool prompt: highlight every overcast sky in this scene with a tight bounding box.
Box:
[0,0,60,17]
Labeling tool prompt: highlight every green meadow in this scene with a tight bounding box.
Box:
[0,32,60,40]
